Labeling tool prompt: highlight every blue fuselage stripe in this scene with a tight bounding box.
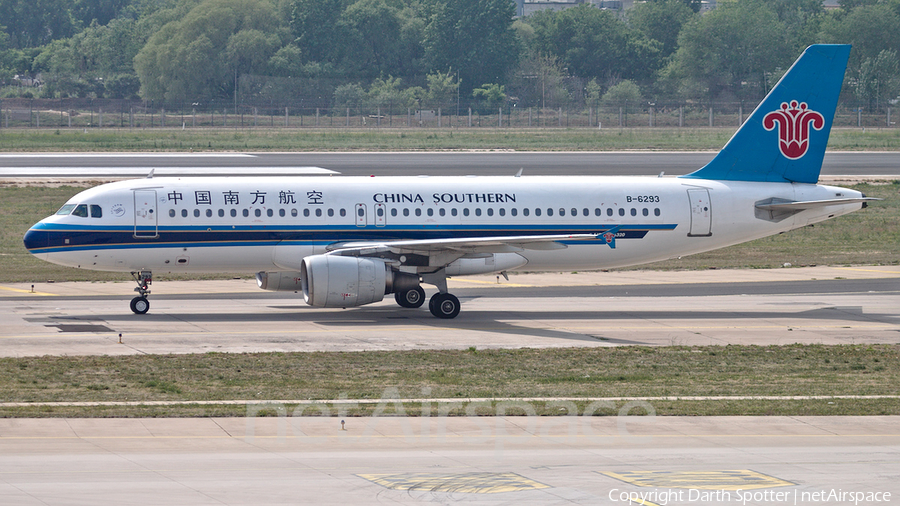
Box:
[24,223,677,254]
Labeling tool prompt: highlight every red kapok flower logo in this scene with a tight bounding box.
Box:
[763,100,825,160]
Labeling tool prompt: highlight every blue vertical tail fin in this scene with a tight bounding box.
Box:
[680,44,851,184]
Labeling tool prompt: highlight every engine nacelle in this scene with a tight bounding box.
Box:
[256,271,303,292]
[300,255,388,307]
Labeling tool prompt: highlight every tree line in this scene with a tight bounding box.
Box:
[2,0,899,112]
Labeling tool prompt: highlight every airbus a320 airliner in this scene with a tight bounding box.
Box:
[24,45,875,318]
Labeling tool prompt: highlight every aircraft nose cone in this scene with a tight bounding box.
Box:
[23,227,48,252]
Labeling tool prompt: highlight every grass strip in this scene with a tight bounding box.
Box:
[1,127,899,152]
[1,344,897,418]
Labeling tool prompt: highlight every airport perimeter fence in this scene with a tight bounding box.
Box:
[0,97,895,130]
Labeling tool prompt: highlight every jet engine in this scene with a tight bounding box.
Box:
[299,255,419,308]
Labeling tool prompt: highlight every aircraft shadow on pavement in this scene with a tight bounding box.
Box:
[59,301,896,344]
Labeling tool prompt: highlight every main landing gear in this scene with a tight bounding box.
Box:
[428,293,460,319]
[394,286,426,308]
[394,271,461,319]
[130,270,152,314]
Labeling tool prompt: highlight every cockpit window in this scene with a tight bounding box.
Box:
[90,205,102,218]
[56,204,76,215]
[71,204,89,218]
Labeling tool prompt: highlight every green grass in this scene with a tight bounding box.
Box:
[2,181,896,283]
[1,126,899,151]
[1,345,897,417]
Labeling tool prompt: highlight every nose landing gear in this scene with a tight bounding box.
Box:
[130,270,152,314]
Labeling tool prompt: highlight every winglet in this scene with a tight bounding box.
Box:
[680,44,851,184]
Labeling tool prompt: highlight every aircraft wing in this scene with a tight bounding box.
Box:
[325,231,617,257]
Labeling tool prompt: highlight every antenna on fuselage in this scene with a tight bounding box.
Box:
[147,169,155,179]
[515,168,523,177]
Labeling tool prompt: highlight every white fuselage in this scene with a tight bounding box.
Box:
[25,175,864,275]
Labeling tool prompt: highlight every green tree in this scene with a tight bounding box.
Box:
[73,0,131,26]
[268,44,304,76]
[526,5,661,84]
[584,78,602,106]
[602,80,642,106]
[472,82,506,112]
[628,0,695,59]
[0,0,78,48]
[340,0,404,78]
[425,69,459,108]
[856,49,900,110]
[289,0,344,64]
[134,0,287,102]
[665,0,790,100]
[333,82,366,108]
[423,0,519,95]
[819,3,900,74]
[226,29,282,76]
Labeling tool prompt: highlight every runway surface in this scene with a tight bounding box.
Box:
[2,266,898,357]
[1,151,899,177]
[1,416,897,505]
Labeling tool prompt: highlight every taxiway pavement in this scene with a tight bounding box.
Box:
[1,266,898,357]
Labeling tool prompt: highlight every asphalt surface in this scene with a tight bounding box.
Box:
[1,151,899,177]
[1,416,897,505]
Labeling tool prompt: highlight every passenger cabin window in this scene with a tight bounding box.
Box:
[90,205,102,218]
[72,204,89,218]
[169,209,176,218]
[182,209,188,218]
[206,209,213,218]
[219,209,225,217]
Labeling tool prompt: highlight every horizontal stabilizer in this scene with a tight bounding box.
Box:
[755,197,880,211]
